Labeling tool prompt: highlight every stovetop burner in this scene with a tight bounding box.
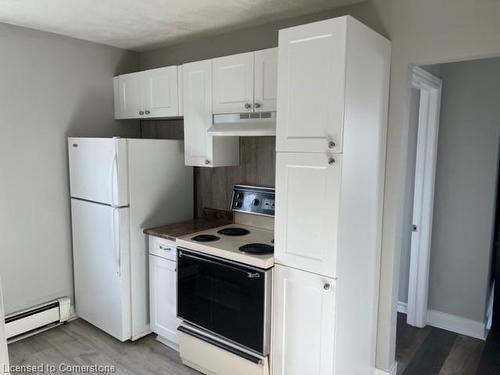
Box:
[191,234,220,242]
[217,227,251,236]
[239,243,274,255]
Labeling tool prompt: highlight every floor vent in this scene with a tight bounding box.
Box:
[5,297,71,342]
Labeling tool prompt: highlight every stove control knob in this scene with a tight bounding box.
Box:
[252,199,260,206]
[234,201,242,208]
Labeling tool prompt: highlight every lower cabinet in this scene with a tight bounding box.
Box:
[149,254,181,349]
[272,265,336,375]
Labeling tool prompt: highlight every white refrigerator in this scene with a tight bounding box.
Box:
[68,137,193,341]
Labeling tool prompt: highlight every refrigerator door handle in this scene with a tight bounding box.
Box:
[111,208,121,276]
[110,152,118,208]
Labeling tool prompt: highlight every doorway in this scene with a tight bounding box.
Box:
[396,57,500,374]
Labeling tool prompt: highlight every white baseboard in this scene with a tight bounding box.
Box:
[427,309,486,340]
[397,301,408,314]
[397,302,486,340]
[373,362,398,375]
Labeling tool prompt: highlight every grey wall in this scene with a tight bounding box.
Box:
[139,2,387,69]
[427,58,500,322]
[0,22,139,314]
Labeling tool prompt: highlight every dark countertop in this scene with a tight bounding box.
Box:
[143,208,233,241]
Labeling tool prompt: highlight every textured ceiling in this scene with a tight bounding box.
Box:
[0,0,365,51]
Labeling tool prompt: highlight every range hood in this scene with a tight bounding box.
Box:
[207,112,276,137]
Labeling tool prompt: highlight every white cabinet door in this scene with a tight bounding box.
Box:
[272,265,335,375]
[254,48,278,112]
[183,60,239,167]
[150,255,181,346]
[143,66,179,118]
[115,72,143,119]
[212,52,254,114]
[276,18,347,153]
[183,59,213,167]
[275,152,341,278]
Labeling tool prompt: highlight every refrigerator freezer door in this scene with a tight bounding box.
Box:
[71,199,131,341]
[68,137,129,206]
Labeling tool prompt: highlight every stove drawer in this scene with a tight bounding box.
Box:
[149,236,177,261]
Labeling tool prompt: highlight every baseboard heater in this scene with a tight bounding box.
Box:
[5,297,71,342]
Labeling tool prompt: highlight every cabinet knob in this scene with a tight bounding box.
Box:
[328,157,335,165]
[139,110,144,115]
[145,110,151,115]
[205,160,211,165]
[244,103,252,109]
[328,140,336,149]
[323,283,331,290]
[254,103,261,109]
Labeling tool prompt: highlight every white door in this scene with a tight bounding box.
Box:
[68,137,129,207]
[0,278,8,370]
[212,52,254,114]
[71,199,131,341]
[254,48,278,112]
[275,152,341,278]
[276,18,347,153]
[116,72,143,119]
[150,255,181,345]
[272,265,336,375]
[183,60,214,167]
[143,66,179,118]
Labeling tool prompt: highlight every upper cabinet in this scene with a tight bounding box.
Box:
[276,18,347,154]
[212,52,254,114]
[254,48,278,113]
[212,48,278,114]
[182,59,239,168]
[114,66,181,119]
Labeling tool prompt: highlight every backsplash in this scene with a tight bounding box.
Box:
[140,120,276,218]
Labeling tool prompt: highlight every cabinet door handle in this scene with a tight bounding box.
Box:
[323,283,331,290]
[145,110,151,115]
[328,157,335,165]
[159,245,172,252]
[328,140,336,149]
[139,110,144,115]
[254,103,261,109]
[244,103,252,109]
[205,160,211,165]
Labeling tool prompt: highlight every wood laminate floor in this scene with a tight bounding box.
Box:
[8,314,500,374]
[8,319,199,374]
[396,313,485,375]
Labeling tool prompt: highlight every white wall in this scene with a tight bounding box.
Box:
[0,22,139,315]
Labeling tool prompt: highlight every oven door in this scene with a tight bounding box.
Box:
[177,248,271,354]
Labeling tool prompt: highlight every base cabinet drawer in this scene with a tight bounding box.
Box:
[149,236,177,261]
[149,255,181,347]
[272,265,336,375]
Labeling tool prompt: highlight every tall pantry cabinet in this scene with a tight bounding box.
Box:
[273,16,391,375]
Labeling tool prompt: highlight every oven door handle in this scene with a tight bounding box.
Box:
[178,251,262,279]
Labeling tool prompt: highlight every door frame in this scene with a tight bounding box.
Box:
[406,66,442,327]
[0,276,9,372]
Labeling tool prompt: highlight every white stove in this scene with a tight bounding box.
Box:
[177,185,275,375]
[176,223,274,269]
